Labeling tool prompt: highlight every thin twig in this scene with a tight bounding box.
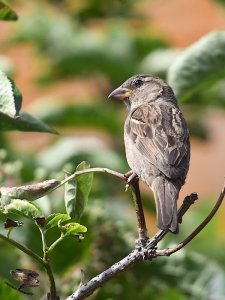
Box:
[55,168,127,192]
[156,183,225,257]
[146,192,198,248]
[30,168,127,201]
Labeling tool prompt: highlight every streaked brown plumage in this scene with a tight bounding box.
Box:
[109,74,190,233]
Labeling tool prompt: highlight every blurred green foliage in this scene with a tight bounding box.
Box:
[0,1,18,21]
[0,0,225,299]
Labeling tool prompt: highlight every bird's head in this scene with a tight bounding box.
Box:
[108,74,175,110]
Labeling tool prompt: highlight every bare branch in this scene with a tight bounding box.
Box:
[65,191,202,300]
[146,192,198,248]
[156,183,225,257]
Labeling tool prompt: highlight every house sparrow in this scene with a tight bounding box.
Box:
[108,74,190,233]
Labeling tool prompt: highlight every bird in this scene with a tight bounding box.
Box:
[108,74,190,233]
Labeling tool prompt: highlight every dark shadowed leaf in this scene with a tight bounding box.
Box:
[45,213,70,231]
[167,31,225,102]
[0,111,58,133]
[64,161,93,220]
[3,199,42,219]
[0,1,18,21]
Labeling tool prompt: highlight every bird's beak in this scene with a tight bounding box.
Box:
[108,87,132,100]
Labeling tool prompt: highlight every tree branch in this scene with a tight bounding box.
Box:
[65,189,208,300]
[146,192,198,248]
[65,249,142,300]
[156,182,225,257]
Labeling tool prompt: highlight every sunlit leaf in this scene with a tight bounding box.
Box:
[59,222,87,237]
[167,31,225,102]
[0,1,18,21]
[3,199,42,219]
[0,70,16,117]
[45,213,70,231]
[8,77,22,115]
[0,69,57,133]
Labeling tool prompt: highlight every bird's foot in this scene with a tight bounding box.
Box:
[125,171,138,191]
[135,238,154,260]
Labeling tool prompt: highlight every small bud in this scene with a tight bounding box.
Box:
[4,218,23,229]
[33,217,46,227]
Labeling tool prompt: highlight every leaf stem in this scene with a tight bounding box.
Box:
[38,227,48,260]
[0,233,58,299]
[0,233,43,265]
[47,234,64,254]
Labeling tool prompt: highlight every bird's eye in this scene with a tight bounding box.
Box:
[133,79,143,88]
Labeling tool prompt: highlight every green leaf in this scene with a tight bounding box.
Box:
[45,213,70,231]
[8,77,23,115]
[3,199,42,219]
[64,171,77,218]
[0,279,22,300]
[0,111,58,133]
[64,161,93,220]
[0,73,22,117]
[0,70,57,133]
[167,31,225,102]
[0,1,18,21]
[59,222,87,237]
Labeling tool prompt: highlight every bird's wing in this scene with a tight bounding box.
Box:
[126,103,189,179]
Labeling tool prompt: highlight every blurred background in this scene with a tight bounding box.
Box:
[0,0,225,299]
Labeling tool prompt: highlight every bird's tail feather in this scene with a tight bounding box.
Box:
[152,177,179,233]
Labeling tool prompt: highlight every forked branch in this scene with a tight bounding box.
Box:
[65,181,225,300]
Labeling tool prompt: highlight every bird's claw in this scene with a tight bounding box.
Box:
[125,172,138,191]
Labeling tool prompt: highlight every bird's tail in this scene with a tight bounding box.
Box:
[152,177,179,233]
